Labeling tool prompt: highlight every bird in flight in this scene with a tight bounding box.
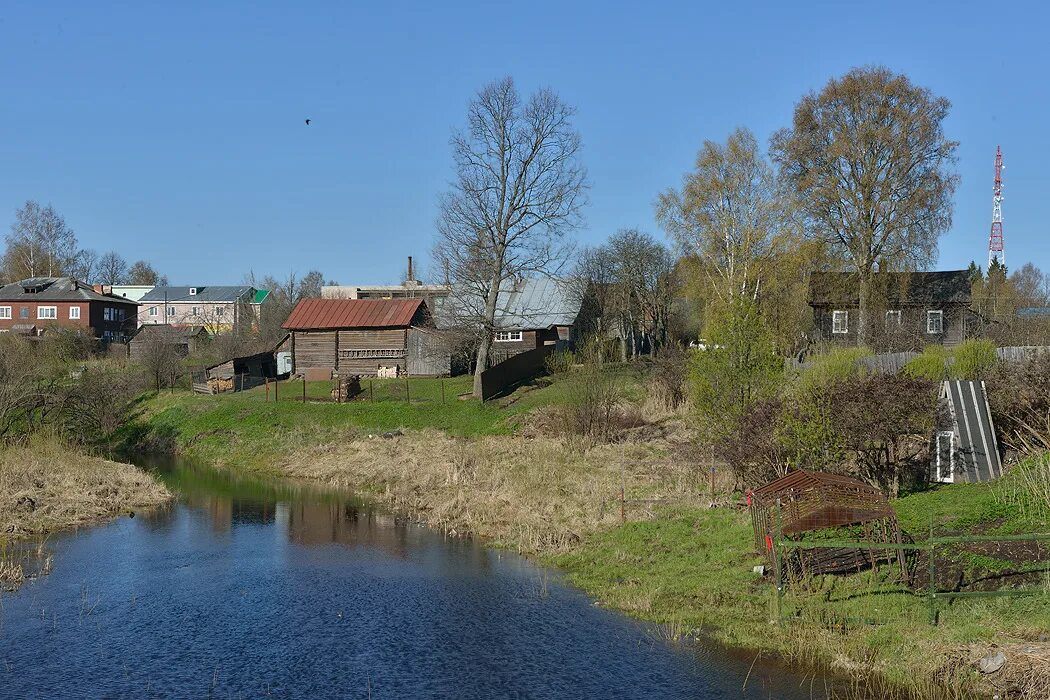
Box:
[305,119,311,125]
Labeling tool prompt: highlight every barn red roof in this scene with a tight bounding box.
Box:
[282,298,425,330]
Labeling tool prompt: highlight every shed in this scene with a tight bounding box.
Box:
[932,380,1003,483]
[749,470,905,577]
[281,298,436,378]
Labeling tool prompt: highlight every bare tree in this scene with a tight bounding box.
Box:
[771,66,959,345]
[297,270,325,300]
[4,201,81,279]
[576,230,677,360]
[434,77,588,398]
[96,251,130,285]
[69,248,99,283]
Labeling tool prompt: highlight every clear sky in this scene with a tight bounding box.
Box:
[2,1,1047,286]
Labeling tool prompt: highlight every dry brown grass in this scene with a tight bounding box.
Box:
[280,428,722,556]
[0,443,172,541]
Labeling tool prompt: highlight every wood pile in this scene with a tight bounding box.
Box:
[207,377,234,393]
[331,375,364,401]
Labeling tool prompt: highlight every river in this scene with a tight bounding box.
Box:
[1,457,846,699]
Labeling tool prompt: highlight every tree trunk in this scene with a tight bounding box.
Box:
[857,268,871,347]
[472,279,503,399]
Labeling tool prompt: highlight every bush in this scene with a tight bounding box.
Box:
[985,353,1050,451]
[903,344,952,381]
[949,338,998,379]
[544,349,576,376]
[648,343,689,411]
[691,297,782,442]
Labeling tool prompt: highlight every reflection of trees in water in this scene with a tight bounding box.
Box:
[287,500,413,559]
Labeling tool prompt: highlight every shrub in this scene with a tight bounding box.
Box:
[949,338,998,379]
[985,353,1050,451]
[691,297,782,442]
[903,344,951,381]
[544,349,576,376]
[648,343,689,412]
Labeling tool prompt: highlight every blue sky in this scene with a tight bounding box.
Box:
[1,1,1047,285]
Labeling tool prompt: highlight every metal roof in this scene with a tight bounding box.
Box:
[130,324,209,342]
[282,298,426,330]
[434,277,581,330]
[809,270,972,307]
[140,286,255,303]
[0,277,138,305]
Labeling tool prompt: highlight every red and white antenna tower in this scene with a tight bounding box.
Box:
[987,145,1004,269]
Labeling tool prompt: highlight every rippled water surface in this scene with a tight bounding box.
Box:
[2,458,839,699]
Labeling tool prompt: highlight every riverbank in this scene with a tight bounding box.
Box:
[132,381,1049,699]
[0,443,172,589]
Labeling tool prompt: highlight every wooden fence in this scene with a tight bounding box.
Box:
[479,346,553,401]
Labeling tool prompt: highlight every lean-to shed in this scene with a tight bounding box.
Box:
[932,380,1003,483]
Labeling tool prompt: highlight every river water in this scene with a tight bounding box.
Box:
[1,458,844,699]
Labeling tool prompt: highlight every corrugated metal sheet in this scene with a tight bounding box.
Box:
[283,298,425,330]
[938,380,1003,483]
[434,277,580,330]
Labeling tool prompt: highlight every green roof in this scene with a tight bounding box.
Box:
[253,289,270,304]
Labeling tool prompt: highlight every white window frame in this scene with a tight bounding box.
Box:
[885,310,902,326]
[37,306,58,320]
[189,288,197,296]
[927,310,944,334]
[494,330,523,342]
[191,306,199,316]
[69,306,81,320]
[831,310,849,334]
[167,306,176,317]
[216,306,225,316]
[935,431,955,483]
[149,306,158,317]
[0,306,10,320]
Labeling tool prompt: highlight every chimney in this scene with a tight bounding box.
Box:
[92,283,105,295]
[407,256,414,284]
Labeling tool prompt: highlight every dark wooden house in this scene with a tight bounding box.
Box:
[281,298,435,379]
[809,270,972,349]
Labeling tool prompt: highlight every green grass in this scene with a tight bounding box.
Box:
[128,368,649,471]
[555,469,1050,693]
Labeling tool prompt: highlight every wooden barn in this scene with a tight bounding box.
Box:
[281,298,440,379]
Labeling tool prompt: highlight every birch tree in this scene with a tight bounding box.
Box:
[771,66,958,345]
[5,201,81,279]
[656,128,791,305]
[435,77,588,398]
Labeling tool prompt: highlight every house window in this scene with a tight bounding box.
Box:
[831,310,848,334]
[0,306,10,320]
[189,288,197,296]
[191,307,199,316]
[927,310,944,334]
[494,330,523,342]
[216,306,225,316]
[168,306,176,317]
[885,310,901,326]
[149,306,158,316]
[103,307,123,322]
[69,306,81,320]
[37,306,57,320]
[20,307,29,319]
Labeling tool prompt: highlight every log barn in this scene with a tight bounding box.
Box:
[281,298,435,379]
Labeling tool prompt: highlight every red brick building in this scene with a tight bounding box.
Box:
[0,277,139,342]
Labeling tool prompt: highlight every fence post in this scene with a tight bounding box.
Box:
[275,378,278,402]
[265,377,269,402]
[369,380,374,402]
[302,378,306,403]
[441,377,445,404]
[928,517,938,625]
[774,503,784,625]
[405,377,410,403]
